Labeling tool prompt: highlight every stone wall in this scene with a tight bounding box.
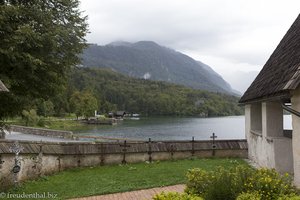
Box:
[0,139,247,188]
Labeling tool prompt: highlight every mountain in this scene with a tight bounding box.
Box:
[80,41,236,94]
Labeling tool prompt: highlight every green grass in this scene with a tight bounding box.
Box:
[8,158,249,199]
[6,117,91,131]
[42,120,89,131]
[6,114,118,132]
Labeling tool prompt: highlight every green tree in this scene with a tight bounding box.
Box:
[70,91,98,119]
[0,0,88,119]
[81,92,98,118]
[51,91,70,117]
[69,91,83,119]
[22,109,39,126]
[37,100,54,117]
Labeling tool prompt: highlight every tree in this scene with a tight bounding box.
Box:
[22,109,39,126]
[69,91,83,119]
[70,91,98,119]
[0,0,88,119]
[37,100,55,117]
[81,92,98,118]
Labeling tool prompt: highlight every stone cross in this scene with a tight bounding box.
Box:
[120,140,130,164]
[210,133,217,143]
[191,136,195,156]
[9,141,24,156]
[210,133,217,156]
[148,138,153,163]
[9,141,24,185]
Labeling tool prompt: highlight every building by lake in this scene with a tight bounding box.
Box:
[240,14,300,187]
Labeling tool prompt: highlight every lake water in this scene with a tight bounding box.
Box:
[74,115,293,141]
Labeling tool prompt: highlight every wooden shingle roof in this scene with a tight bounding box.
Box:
[240,14,300,104]
[0,80,9,92]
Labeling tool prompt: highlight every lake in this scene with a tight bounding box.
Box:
[74,115,293,141]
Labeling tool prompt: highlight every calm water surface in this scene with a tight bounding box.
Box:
[75,116,245,141]
[75,115,292,141]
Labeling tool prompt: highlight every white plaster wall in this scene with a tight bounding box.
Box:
[247,133,293,174]
[247,101,294,174]
[262,102,283,138]
[248,132,275,168]
[245,105,251,142]
[291,88,300,187]
[264,138,276,168]
[247,102,283,170]
[273,137,293,174]
[245,105,258,162]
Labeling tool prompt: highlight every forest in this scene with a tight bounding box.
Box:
[42,67,243,118]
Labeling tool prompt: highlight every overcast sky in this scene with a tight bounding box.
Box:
[79,0,300,92]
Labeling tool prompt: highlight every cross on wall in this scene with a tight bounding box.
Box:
[210,133,217,155]
[120,140,131,164]
[9,141,24,156]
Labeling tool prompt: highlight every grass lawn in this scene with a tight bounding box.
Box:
[6,117,90,132]
[8,158,250,199]
[42,120,89,131]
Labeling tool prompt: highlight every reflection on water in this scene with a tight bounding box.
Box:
[74,115,293,141]
[75,116,245,141]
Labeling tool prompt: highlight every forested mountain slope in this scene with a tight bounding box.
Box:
[68,67,243,116]
[80,41,236,95]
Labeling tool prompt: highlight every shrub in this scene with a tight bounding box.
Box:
[37,117,45,127]
[185,166,296,200]
[204,167,237,200]
[22,109,39,126]
[153,192,203,200]
[185,166,254,200]
[245,169,296,199]
[278,195,300,200]
[236,192,262,200]
[185,168,211,196]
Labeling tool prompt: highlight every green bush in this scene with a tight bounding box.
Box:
[236,192,262,200]
[205,167,237,200]
[278,195,300,200]
[37,117,45,127]
[22,109,39,126]
[185,166,296,200]
[245,168,296,199]
[185,168,211,196]
[153,192,203,200]
[185,166,254,200]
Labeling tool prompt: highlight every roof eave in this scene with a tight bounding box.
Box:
[238,91,291,105]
